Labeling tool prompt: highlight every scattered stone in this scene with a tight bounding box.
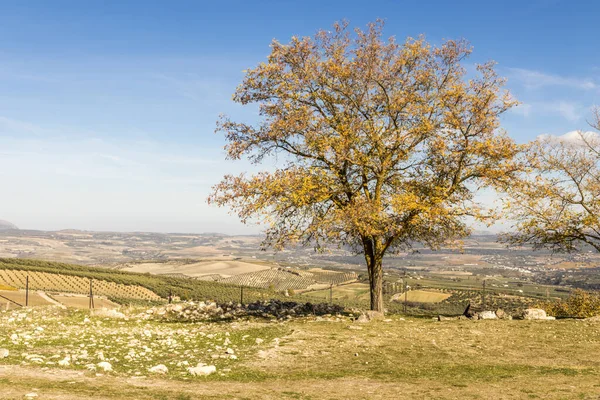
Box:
[255,338,264,344]
[188,364,216,376]
[521,308,548,320]
[495,309,507,319]
[148,364,168,374]
[97,361,113,372]
[24,393,38,398]
[478,311,498,320]
[58,356,70,366]
[0,349,9,359]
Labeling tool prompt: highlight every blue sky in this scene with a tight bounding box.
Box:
[0,0,598,233]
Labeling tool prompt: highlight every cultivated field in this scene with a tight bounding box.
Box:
[120,259,271,278]
[0,306,599,399]
[392,289,452,303]
[0,269,161,301]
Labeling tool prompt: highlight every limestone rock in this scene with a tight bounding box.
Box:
[188,363,216,376]
[0,349,8,358]
[478,311,498,320]
[522,308,547,320]
[149,364,168,374]
[356,310,384,323]
[97,361,113,372]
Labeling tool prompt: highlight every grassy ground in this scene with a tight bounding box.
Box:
[1,306,600,399]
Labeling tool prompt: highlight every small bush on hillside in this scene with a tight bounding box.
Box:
[540,289,600,318]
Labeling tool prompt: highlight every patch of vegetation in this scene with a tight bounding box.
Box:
[540,289,600,318]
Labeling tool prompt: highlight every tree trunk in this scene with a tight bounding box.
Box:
[363,236,385,314]
[367,255,384,313]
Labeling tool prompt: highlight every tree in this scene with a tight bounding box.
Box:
[209,21,520,313]
[502,108,600,252]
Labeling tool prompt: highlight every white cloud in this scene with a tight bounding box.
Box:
[509,101,585,122]
[537,130,600,146]
[507,68,597,90]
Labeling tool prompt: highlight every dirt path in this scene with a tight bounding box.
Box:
[36,291,66,309]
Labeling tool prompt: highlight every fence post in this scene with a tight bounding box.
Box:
[89,279,94,309]
[482,279,486,310]
[25,275,29,307]
[329,283,333,305]
[168,289,172,304]
[240,286,244,305]
[403,270,407,314]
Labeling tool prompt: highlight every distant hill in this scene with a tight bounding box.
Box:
[0,220,18,231]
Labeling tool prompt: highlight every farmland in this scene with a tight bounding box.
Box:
[0,269,161,300]
[0,258,285,306]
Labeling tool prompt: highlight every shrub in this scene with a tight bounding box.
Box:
[540,289,600,318]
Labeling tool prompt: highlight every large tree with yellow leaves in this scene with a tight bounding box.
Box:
[209,21,520,312]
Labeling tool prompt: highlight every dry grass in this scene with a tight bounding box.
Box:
[392,289,452,303]
[51,295,119,310]
[0,290,52,308]
[1,310,600,399]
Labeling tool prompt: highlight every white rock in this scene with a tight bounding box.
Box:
[148,364,168,374]
[58,356,71,366]
[255,338,264,344]
[97,361,113,372]
[478,311,498,320]
[188,364,216,376]
[24,393,38,398]
[522,308,547,320]
[0,349,9,358]
[225,348,235,355]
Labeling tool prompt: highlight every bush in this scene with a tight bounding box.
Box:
[540,289,600,318]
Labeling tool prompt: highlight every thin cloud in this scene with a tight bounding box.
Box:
[507,68,597,90]
[509,101,585,122]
